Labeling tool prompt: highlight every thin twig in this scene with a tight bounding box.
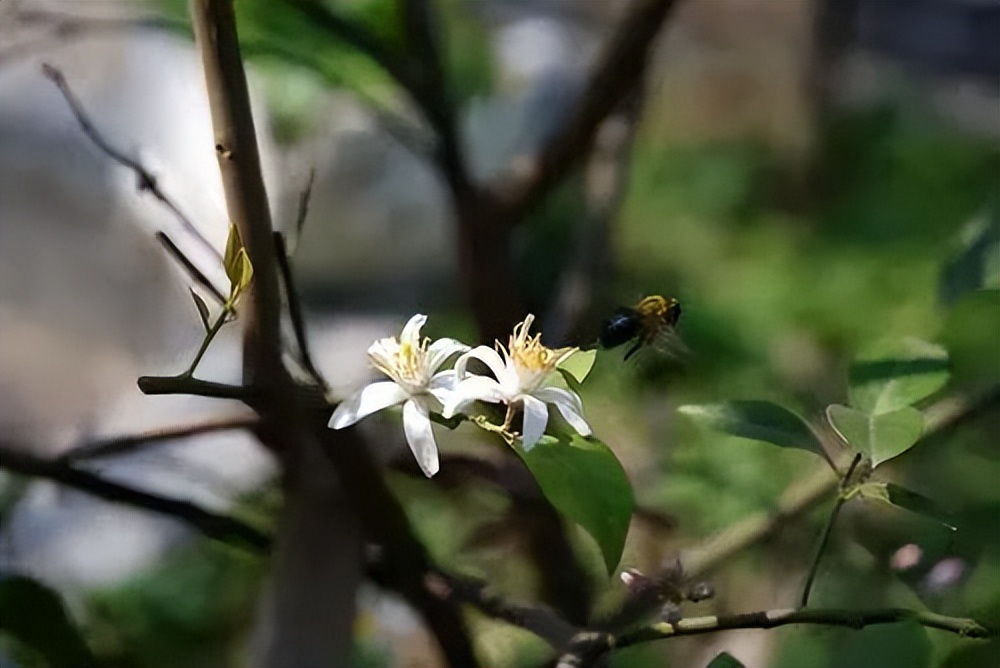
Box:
[156,232,227,303]
[555,607,994,666]
[273,232,329,391]
[290,167,316,250]
[59,417,260,463]
[423,569,580,648]
[40,63,221,265]
[800,452,862,607]
[0,446,272,553]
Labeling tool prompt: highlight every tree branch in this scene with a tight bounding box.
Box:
[137,375,257,401]
[155,232,228,303]
[555,607,994,667]
[190,0,285,388]
[58,417,260,463]
[491,0,679,224]
[315,427,480,667]
[273,232,329,392]
[398,0,471,198]
[423,569,579,648]
[0,446,272,553]
[40,63,221,266]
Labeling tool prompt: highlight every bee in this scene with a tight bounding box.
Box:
[598,295,682,361]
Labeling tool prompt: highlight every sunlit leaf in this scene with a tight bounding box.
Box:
[512,433,633,573]
[706,652,746,668]
[558,349,597,384]
[848,339,950,415]
[678,400,826,459]
[235,248,255,294]
[827,404,924,467]
[189,288,212,332]
[224,223,242,286]
[0,575,95,667]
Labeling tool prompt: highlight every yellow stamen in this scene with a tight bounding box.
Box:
[504,314,576,372]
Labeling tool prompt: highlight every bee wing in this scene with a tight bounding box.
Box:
[649,325,690,360]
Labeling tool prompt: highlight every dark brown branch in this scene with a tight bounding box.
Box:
[398,0,471,198]
[40,63,221,265]
[273,233,329,391]
[316,427,480,667]
[137,375,257,401]
[492,0,679,224]
[291,168,316,246]
[3,442,540,656]
[59,417,260,463]
[425,570,580,648]
[156,232,227,303]
[284,0,472,198]
[0,446,272,553]
[555,607,993,667]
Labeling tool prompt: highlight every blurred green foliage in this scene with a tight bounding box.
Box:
[84,543,264,668]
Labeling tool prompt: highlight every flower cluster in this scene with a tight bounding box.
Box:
[329,314,591,477]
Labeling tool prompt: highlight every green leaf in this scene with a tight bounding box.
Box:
[848,339,950,415]
[940,290,1000,386]
[706,652,746,668]
[940,202,1000,306]
[224,223,242,285]
[0,574,95,667]
[827,404,924,467]
[678,400,826,459]
[512,433,633,573]
[234,248,255,294]
[558,349,597,384]
[855,482,957,531]
[189,288,212,332]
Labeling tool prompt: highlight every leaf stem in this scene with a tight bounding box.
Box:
[185,309,229,377]
[800,453,862,607]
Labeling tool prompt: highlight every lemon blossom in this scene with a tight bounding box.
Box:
[442,314,592,450]
[329,314,469,477]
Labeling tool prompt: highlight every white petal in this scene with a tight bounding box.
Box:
[403,399,439,477]
[426,338,470,373]
[426,371,458,408]
[428,369,459,391]
[454,346,507,382]
[400,313,428,344]
[535,386,592,437]
[329,381,408,429]
[367,337,398,369]
[520,394,549,451]
[442,376,507,417]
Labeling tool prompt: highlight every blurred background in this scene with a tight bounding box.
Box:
[1,0,997,666]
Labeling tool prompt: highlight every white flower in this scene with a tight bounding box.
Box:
[329,314,469,477]
[443,314,592,450]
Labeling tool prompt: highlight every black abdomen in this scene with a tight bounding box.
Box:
[598,308,641,349]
